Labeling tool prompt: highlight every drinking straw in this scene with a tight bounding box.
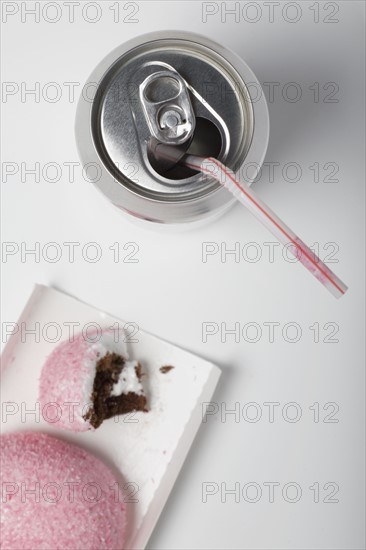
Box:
[184,154,347,298]
[149,140,348,298]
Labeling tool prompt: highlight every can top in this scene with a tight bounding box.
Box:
[76,32,269,223]
[91,36,254,199]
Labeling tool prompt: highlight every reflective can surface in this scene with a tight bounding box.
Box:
[75,32,269,224]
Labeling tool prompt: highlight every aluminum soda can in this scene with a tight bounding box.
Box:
[75,31,269,225]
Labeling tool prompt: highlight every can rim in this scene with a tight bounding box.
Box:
[75,31,270,224]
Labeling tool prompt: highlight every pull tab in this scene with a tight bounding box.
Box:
[139,69,195,146]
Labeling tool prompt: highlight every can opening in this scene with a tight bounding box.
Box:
[147,117,222,180]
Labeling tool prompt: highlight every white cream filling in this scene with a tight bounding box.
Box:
[111,360,144,396]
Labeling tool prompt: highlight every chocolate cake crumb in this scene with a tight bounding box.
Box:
[160,365,174,374]
[84,353,147,429]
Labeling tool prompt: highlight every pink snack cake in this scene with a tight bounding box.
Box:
[0,432,127,550]
[39,330,147,431]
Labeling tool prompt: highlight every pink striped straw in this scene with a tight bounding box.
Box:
[183,155,348,298]
[149,139,348,298]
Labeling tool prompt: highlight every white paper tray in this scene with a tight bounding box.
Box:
[0,285,220,550]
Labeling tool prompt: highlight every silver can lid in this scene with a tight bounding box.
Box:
[76,32,269,223]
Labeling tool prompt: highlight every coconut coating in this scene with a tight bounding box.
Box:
[38,331,123,432]
[0,432,126,550]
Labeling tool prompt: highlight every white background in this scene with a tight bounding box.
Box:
[1,1,365,549]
